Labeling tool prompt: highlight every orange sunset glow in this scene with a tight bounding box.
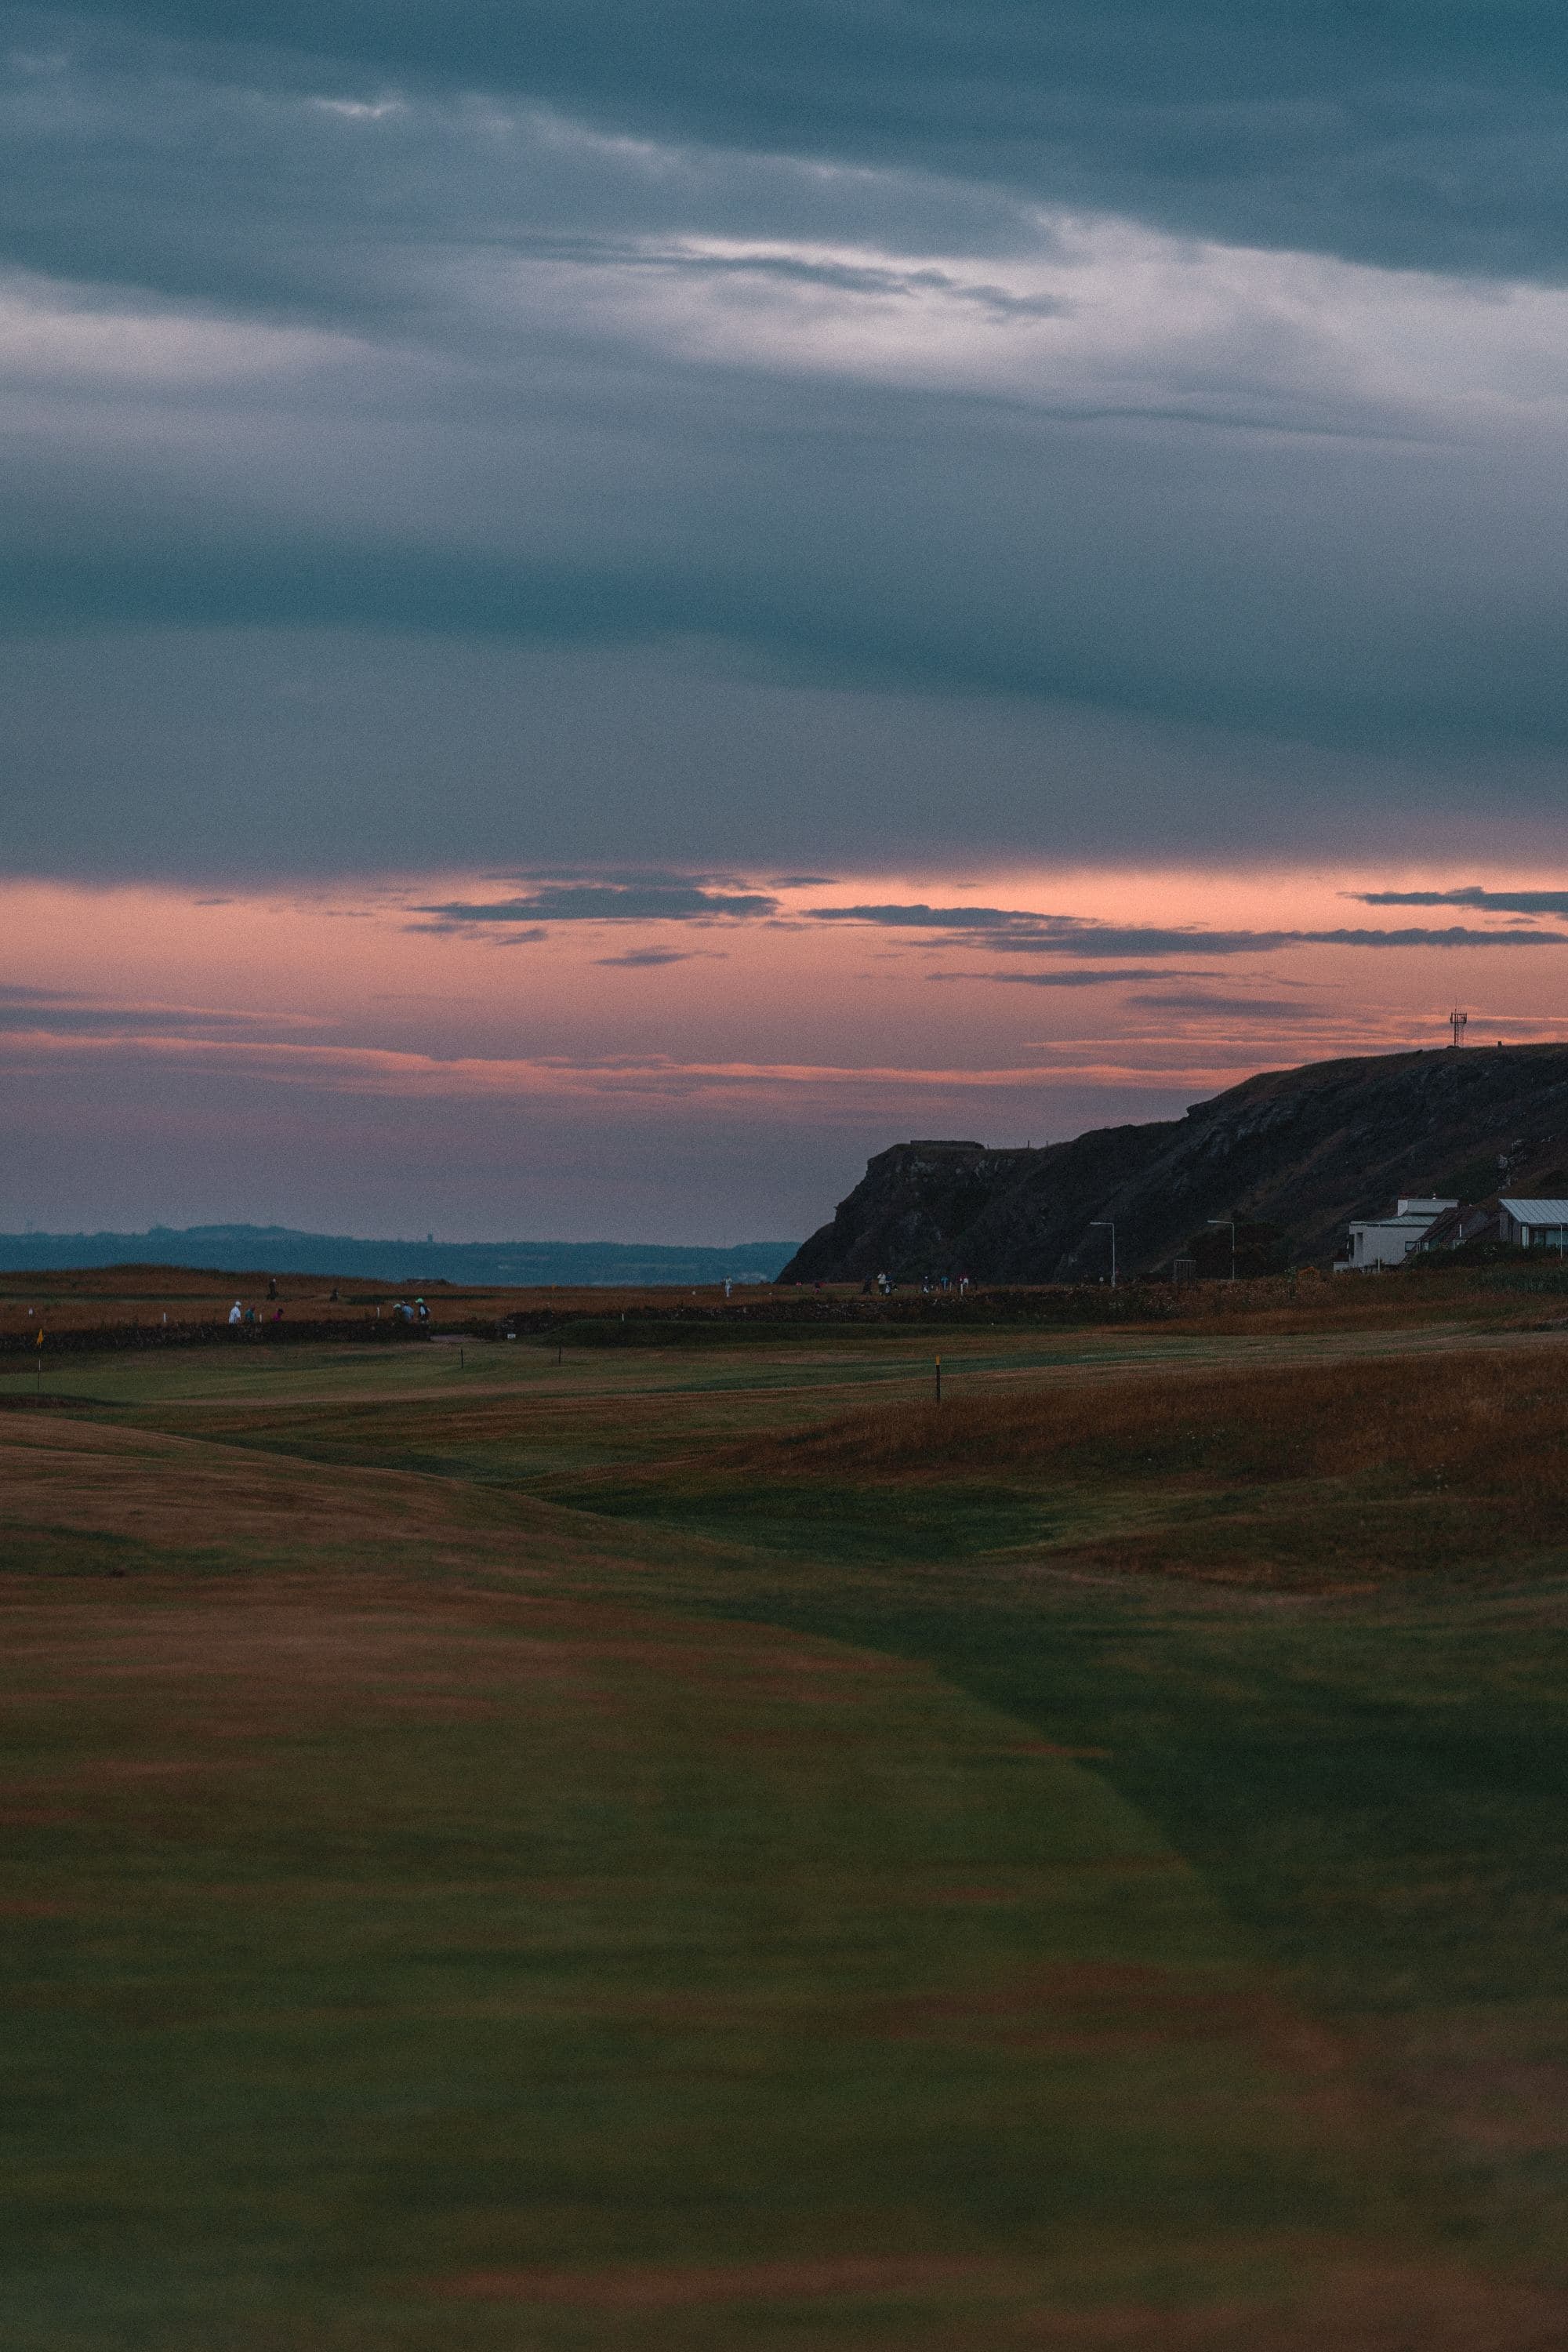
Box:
[6,864,1566,1239]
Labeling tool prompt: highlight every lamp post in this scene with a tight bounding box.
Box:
[1091,1219,1117,1287]
[1207,1216,1237,1282]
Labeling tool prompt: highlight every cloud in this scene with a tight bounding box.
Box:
[9,16,1568,880]
[28,4,1568,284]
[409,889,1568,964]
[809,904,1568,955]
[0,1021,1166,1103]
[1352,886,1568,916]
[403,917,549,943]
[0,994,325,1036]
[627,242,1074,321]
[413,881,780,924]
[811,902,1260,953]
[931,966,1224,988]
[1294,928,1568,949]
[594,945,706,966]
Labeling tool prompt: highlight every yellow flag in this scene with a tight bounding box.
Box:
[35,1327,43,1347]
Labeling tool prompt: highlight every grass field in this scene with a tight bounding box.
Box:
[5,1294,1568,2347]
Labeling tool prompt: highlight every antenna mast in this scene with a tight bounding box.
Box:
[1450,1008,1468,1048]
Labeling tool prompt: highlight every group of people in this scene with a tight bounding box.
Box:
[227,1274,283,1330]
[223,1287,426,1329]
[227,1301,285,1327]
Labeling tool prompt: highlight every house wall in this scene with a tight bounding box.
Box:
[1339,1196,1458,1270]
[1345,1218,1438,1269]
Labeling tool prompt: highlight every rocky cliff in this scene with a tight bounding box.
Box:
[779,1043,1568,1283]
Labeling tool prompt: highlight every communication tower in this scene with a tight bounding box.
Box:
[1450,1007,1468,1047]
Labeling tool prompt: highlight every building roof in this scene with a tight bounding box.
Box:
[1499,1198,1568,1224]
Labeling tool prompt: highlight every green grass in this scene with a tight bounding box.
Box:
[541,1473,1069,1564]
[1,1573,1407,2352]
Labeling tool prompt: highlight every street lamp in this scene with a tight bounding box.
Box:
[1091,1219,1117,1287]
[1207,1216,1237,1282]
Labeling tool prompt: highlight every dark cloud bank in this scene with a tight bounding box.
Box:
[5,5,1568,876]
[23,3,1568,281]
[396,873,1568,963]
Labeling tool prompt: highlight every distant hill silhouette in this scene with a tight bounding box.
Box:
[780,1044,1568,1283]
[0,1225,794,1287]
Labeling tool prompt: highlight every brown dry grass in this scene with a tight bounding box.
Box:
[0,1412,660,1592]
[747,1345,1568,1500]
[683,1344,1568,1589]
[0,1268,775,1338]
[414,2259,1568,2350]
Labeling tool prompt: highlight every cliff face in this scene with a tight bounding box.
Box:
[779,1044,1568,1283]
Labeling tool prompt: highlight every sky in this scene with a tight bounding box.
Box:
[4,4,1568,1240]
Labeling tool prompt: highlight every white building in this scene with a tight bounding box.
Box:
[1498,1198,1568,1250]
[1335,1196,1457,1272]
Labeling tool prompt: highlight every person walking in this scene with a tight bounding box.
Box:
[228,1301,242,1326]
